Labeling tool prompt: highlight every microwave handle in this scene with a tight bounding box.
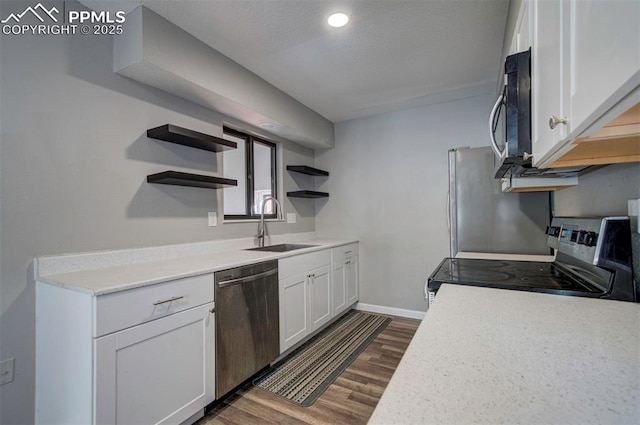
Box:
[488,94,506,160]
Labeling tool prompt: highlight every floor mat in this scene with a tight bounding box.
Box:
[253,310,391,406]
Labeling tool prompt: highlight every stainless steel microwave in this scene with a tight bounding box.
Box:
[489,49,532,178]
[489,49,592,179]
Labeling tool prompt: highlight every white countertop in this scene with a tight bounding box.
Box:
[35,237,356,295]
[369,284,640,425]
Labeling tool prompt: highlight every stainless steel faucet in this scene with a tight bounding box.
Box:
[257,196,283,247]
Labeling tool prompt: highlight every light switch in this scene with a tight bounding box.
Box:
[287,213,297,224]
[208,212,217,227]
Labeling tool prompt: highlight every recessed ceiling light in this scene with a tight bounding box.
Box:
[259,122,277,131]
[327,12,349,28]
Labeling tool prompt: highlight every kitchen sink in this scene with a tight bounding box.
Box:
[246,243,317,252]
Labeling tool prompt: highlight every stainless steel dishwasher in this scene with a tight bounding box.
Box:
[214,260,279,398]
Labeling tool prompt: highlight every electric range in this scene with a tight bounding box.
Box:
[427,216,636,304]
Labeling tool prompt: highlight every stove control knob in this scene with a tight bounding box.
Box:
[546,226,560,237]
[577,231,597,247]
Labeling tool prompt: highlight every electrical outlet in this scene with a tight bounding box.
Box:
[208,212,217,227]
[0,358,15,386]
[287,213,297,224]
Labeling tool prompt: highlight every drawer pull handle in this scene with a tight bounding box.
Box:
[153,296,184,306]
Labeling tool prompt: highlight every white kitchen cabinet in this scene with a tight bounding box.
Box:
[35,273,215,425]
[531,0,570,166]
[95,303,214,425]
[332,259,347,315]
[308,264,332,332]
[531,0,640,167]
[569,0,640,138]
[278,249,332,353]
[515,1,530,53]
[345,255,359,306]
[331,243,359,317]
[507,0,531,55]
[279,272,309,351]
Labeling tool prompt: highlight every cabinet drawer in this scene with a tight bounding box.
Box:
[309,249,331,270]
[279,255,308,280]
[279,249,331,280]
[95,273,214,337]
[331,243,358,261]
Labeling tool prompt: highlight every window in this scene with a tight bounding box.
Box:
[222,127,278,219]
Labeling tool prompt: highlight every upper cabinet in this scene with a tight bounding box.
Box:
[506,0,531,55]
[550,104,640,168]
[569,1,639,137]
[531,0,570,163]
[530,0,640,168]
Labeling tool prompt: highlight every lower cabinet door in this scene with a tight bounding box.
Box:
[346,256,359,306]
[95,303,215,425]
[309,265,332,332]
[332,261,347,316]
[279,273,309,353]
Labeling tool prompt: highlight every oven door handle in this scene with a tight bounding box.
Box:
[489,94,506,160]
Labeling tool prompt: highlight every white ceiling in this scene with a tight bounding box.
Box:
[81,0,510,123]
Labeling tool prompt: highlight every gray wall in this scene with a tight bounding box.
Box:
[553,163,640,216]
[553,162,640,287]
[315,95,495,313]
[0,3,314,423]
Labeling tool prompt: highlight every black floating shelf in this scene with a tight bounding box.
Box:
[147,171,237,189]
[287,190,329,199]
[147,124,237,153]
[286,165,329,177]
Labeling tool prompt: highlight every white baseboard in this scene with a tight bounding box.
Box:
[354,303,426,320]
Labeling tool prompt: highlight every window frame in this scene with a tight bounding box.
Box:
[223,127,279,220]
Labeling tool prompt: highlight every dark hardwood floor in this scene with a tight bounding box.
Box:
[197,315,421,425]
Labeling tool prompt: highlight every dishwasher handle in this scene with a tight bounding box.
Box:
[216,268,278,288]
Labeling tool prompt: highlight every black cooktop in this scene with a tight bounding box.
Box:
[427,258,604,296]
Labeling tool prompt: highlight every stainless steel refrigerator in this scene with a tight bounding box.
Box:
[448,146,550,257]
